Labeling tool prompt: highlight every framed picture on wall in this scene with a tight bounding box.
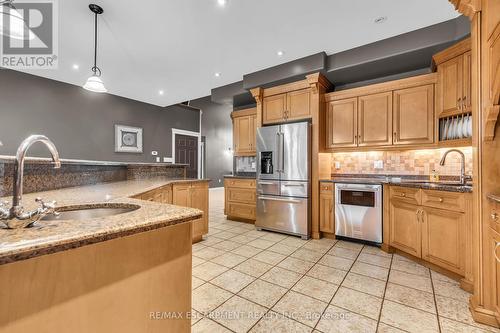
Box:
[115,125,143,153]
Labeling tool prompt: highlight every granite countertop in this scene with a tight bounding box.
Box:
[0,155,188,167]
[0,178,210,265]
[321,176,473,193]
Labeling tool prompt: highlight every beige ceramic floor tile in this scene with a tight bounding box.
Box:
[361,246,393,258]
[435,295,479,327]
[278,256,315,274]
[380,300,439,333]
[212,240,241,251]
[272,291,328,328]
[306,264,347,285]
[357,253,392,268]
[432,279,471,303]
[250,311,312,333]
[234,258,273,278]
[391,257,430,277]
[192,256,207,268]
[192,318,232,333]
[247,238,276,250]
[193,261,229,280]
[341,272,386,298]
[211,295,267,333]
[192,283,233,313]
[243,230,267,238]
[231,234,257,244]
[193,276,205,289]
[267,243,299,256]
[389,270,433,293]
[213,231,239,239]
[384,283,436,314]
[351,262,390,281]
[292,275,339,303]
[194,247,227,260]
[328,246,360,260]
[253,250,287,265]
[231,245,263,258]
[439,317,496,333]
[335,240,364,251]
[191,309,203,326]
[301,240,333,254]
[260,232,289,242]
[260,266,303,288]
[291,248,324,262]
[331,287,383,320]
[238,279,288,308]
[319,254,354,271]
[210,252,247,268]
[211,269,255,293]
[316,305,378,333]
[278,236,309,248]
[198,237,225,247]
[377,323,407,332]
[430,270,459,285]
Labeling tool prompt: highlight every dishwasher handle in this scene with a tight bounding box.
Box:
[258,196,301,204]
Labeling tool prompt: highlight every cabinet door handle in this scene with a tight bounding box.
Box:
[438,198,444,203]
[491,213,498,221]
[400,193,406,197]
[494,242,500,263]
[457,97,462,110]
[393,132,397,142]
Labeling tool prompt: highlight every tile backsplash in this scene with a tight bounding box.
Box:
[331,147,473,176]
[235,156,256,172]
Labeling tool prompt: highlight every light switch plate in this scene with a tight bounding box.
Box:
[334,161,341,169]
[155,157,160,162]
[374,160,384,169]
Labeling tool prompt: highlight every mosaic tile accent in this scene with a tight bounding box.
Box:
[331,147,473,176]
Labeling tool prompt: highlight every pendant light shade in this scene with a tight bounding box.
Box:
[83,4,106,93]
[83,75,107,93]
[0,0,34,40]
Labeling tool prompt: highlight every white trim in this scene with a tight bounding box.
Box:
[172,128,201,179]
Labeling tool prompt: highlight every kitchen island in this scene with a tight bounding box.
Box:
[0,178,209,333]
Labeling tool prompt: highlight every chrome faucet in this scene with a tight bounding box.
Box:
[0,135,61,229]
[439,149,467,185]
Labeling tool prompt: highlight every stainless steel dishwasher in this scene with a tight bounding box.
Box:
[334,183,382,244]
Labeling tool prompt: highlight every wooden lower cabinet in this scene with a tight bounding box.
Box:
[319,183,334,234]
[421,206,466,275]
[492,228,500,323]
[389,186,470,278]
[389,200,422,258]
[224,178,256,222]
[134,181,209,243]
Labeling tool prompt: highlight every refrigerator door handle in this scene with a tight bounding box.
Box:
[258,196,302,204]
[276,132,282,173]
[279,132,285,174]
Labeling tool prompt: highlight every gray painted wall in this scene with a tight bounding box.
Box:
[190,96,233,188]
[0,69,200,162]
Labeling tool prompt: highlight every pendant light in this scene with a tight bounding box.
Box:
[0,0,33,40]
[83,4,107,93]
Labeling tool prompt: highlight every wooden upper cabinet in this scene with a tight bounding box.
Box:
[421,206,465,275]
[463,51,472,112]
[358,92,393,147]
[263,94,286,124]
[262,89,312,124]
[287,89,311,120]
[232,109,257,156]
[389,199,422,258]
[393,84,434,146]
[326,98,358,148]
[439,56,464,115]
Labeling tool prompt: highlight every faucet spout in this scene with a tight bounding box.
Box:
[439,149,466,185]
[12,135,61,210]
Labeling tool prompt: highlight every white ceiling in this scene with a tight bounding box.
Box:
[18,0,459,107]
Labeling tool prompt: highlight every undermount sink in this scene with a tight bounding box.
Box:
[41,203,140,221]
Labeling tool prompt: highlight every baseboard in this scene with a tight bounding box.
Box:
[469,297,500,328]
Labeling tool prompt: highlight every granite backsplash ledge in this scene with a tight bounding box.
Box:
[0,160,187,196]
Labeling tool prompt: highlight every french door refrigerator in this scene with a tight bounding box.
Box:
[256,121,311,239]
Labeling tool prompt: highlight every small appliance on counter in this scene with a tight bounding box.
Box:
[256,121,311,239]
[335,183,383,244]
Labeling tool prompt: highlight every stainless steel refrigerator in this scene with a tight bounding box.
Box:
[256,121,311,239]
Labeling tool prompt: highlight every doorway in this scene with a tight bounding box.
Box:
[173,131,199,179]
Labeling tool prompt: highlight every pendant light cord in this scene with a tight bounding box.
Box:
[92,11,101,77]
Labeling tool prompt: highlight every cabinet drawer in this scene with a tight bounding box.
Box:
[421,189,465,212]
[225,178,256,188]
[320,183,334,194]
[227,202,256,220]
[227,188,256,204]
[390,186,421,205]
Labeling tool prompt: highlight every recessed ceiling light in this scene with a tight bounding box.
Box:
[158,90,164,95]
[277,50,284,57]
[374,16,388,24]
[72,64,79,70]
[214,72,221,78]
[217,0,227,7]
